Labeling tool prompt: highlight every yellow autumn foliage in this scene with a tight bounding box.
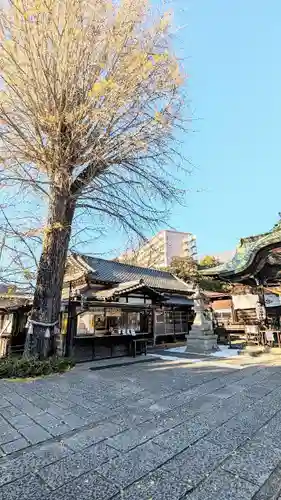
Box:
[89,78,117,97]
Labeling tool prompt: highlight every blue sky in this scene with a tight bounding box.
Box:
[167,0,281,256]
[109,0,281,257]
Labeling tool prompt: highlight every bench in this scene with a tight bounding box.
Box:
[130,338,148,358]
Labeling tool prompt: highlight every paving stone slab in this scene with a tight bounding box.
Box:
[0,398,10,409]
[0,452,37,486]
[254,411,281,448]
[19,423,52,444]
[115,466,191,500]
[0,473,50,500]
[63,404,95,420]
[0,404,23,419]
[63,421,125,452]
[38,442,118,490]
[241,384,276,400]
[43,404,72,419]
[106,418,175,452]
[48,471,119,500]
[222,439,281,486]
[32,412,62,430]
[48,423,73,437]
[9,414,35,430]
[60,413,87,429]
[0,424,22,445]
[152,416,212,454]
[96,441,173,488]
[31,441,73,468]
[183,467,260,500]
[4,395,43,417]
[163,438,231,487]
[110,408,152,428]
[207,414,260,452]
[1,437,29,454]
[20,394,53,411]
[253,462,281,499]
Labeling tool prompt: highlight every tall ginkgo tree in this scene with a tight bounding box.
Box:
[0,0,187,357]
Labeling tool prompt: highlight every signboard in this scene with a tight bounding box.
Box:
[89,308,105,314]
[61,313,68,336]
[266,331,274,341]
[232,294,259,310]
[264,294,281,308]
[106,308,121,317]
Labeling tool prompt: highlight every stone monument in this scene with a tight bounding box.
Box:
[186,286,218,354]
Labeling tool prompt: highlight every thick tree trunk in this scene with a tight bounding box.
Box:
[24,188,76,358]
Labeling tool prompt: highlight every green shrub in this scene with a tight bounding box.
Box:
[0,356,75,379]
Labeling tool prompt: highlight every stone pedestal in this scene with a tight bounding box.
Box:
[186,332,218,354]
[186,286,218,354]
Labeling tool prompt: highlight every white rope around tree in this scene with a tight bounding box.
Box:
[26,318,60,339]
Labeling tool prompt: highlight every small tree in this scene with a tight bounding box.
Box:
[168,256,230,292]
[168,256,199,283]
[0,0,187,356]
[199,255,220,269]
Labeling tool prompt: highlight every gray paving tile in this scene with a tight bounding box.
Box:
[1,437,29,454]
[152,416,212,454]
[0,404,23,419]
[43,404,70,419]
[63,421,125,451]
[21,394,52,411]
[60,413,86,429]
[117,467,191,500]
[4,395,43,417]
[32,412,62,430]
[96,441,173,488]
[253,461,281,499]
[254,411,281,448]
[9,414,35,430]
[207,414,260,452]
[163,438,231,487]
[48,423,72,436]
[183,467,260,500]
[110,409,151,428]
[242,382,275,400]
[31,441,73,468]
[38,442,117,490]
[0,452,37,486]
[0,425,22,445]
[0,473,49,500]
[106,419,170,452]
[19,424,52,444]
[0,398,10,409]
[48,471,119,500]
[222,439,281,486]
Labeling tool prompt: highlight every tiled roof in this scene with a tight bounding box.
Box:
[203,291,231,299]
[0,296,31,310]
[164,295,194,306]
[96,280,165,300]
[71,253,193,293]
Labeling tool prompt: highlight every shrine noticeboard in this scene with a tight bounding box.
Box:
[106,308,121,317]
[61,313,68,335]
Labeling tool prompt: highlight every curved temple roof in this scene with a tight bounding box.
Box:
[201,222,281,282]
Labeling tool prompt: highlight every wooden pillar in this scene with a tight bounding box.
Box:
[173,307,176,341]
[65,302,77,358]
[152,308,157,347]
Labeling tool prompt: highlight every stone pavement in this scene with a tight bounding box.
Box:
[1,357,281,499]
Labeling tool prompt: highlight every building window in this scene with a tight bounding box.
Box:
[155,310,188,335]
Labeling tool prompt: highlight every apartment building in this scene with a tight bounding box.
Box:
[118,230,197,268]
